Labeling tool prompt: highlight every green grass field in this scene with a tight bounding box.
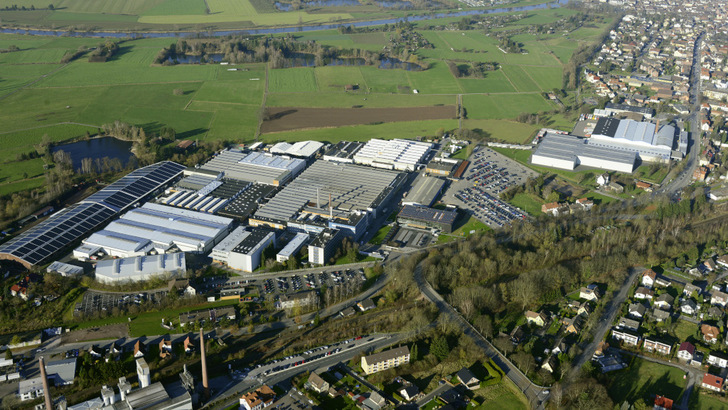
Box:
[509,193,543,215]
[607,357,686,405]
[269,67,318,93]
[464,94,554,120]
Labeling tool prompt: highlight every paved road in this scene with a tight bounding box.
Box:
[204,332,413,410]
[568,266,644,380]
[413,262,549,409]
[657,33,704,196]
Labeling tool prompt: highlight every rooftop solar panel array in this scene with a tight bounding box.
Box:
[0,161,185,267]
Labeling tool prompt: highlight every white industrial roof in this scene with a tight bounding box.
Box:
[270,140,324,158]
[84,203,232,254]
[46,261,84,276]
[354,139,432,166]
[278,233,309,258]
[46,358,77,385]
[201,150,305,185]
[95,253,186,283]
[533,133,636,167]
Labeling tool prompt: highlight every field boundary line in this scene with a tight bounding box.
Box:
[521,66,545,92]
[0,122,99,136]
[499,66,520,93]
[0,62,69,102]
[33,80,204,89]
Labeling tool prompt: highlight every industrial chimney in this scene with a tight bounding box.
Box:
[39,357,53,410]
[329,193,333,219]
[199,328,209,399]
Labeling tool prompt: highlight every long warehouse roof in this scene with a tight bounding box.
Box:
[200,150,305,185]
[0,161,185,268]
[254,160,403,222]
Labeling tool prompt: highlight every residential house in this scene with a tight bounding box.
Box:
[456,367,480,390]
[560,316,582,334]
[635,287,655,300]
[619,317,640,331]
[183,336,195,354]
[552,341,569,355]
[580,287,600,302]
[655,277,672,288]
[712,291,728,307]
[399,385,419,402]
[654,294,675,310]
[362,391,386,410]
[708,351,728,368]
[643,338,672,355]
[88,345,103,358]
[361,346,410,375]
[510,326,525,344]
[716,255,728,269]
[541,356,558,374]
[577,303,592,317]
[628,303,646,319]
[357,299,376,312]
[159,339,172,359]
[240,385,276,410]
[652,308,671,322]
[525,311,547,327]
[684,283,702,297]
[677,342,695,362]
[612,328,640,346]
[708,306,724,319]
[133,340,145,358]
[702,324,721,344]
[541,202,560,216]
[642,269,657,288]
[654,395,674,410]
[305,372,329,394]
[702,373,724,393]
[703,259,717,272]
[681,299,698,315]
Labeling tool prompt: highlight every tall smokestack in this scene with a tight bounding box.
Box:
[329,193,332,219]
[199,328,209,399]
[39,357,53,410]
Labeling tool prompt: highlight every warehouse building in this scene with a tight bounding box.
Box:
[46,261,84,276]
[269,140,324,159]
[604,102,655,119]
[0,161,185,268]
[251,161,406,239]
[531,132,637,173]
[95,252,186,284]
[308,228,343,265]
[403,176,446,207]
[276,233,309,263]
[425,158,459,177]
[589,117,676,162]
[322,141,365,164]
[353,139,433,171]
[200,149,305,186]
[397,205,457,233]
[79,203,234,258]
[211,227,276,272]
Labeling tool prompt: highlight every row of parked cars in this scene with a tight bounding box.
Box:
[456,186,527,227]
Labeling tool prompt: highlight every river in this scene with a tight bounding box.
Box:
[0,0,567,39]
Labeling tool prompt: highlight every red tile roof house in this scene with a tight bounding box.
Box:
[654,395,673,410]
[701,324,721,344]
[701,373,724,392]
[641,269,657,288]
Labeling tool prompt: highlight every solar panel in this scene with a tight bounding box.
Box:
[0,161,184,266]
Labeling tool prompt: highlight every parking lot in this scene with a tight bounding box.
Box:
[260,269,366,296]
[74,290,167,316]
[443,146,537,228]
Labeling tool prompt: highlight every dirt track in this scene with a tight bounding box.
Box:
[261,105,456,133]
[61,323,128,344]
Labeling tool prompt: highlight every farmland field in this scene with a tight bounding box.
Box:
[0,7,613,196]
[261,105,455,133]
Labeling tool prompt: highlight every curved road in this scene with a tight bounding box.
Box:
[413,263,550,409]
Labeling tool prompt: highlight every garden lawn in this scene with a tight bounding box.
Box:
[607,357,686,405]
